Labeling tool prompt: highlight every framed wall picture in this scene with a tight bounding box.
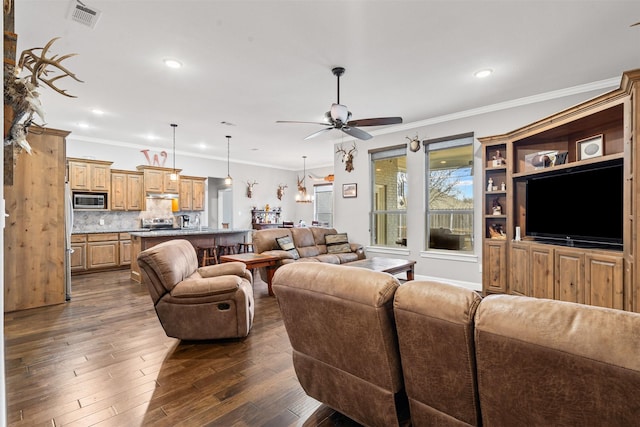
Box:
[342,183,357,198]
[577,134,604,160]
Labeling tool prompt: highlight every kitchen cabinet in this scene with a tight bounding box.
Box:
[119,233,132,265]
[72,232,132,273]
[87,233,119,270]
[68,158,113,192]
[111,169,143,211]
[179,176,206,211]
[137,165,181,194]
[70,234,87,272]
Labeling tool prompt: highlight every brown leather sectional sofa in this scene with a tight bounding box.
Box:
[273,262,640,427]
[252,225,365,265]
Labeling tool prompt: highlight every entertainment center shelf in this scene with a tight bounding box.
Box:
[479,68,640,313]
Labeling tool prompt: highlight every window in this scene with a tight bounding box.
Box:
[370,146,407,247]
[425,133,474,251]
[314,184,333,227]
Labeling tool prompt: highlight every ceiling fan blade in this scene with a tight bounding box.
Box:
[342,126,372,140]
[276,120,331,126]
[347,117,403,127]
[304,127,335,140]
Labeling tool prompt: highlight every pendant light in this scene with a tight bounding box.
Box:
[224,135,233,185]
[169,123,179,181]
[296,155,313,203]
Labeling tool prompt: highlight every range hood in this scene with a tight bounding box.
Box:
[146,193,178,199]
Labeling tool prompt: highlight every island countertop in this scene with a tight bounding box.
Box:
[128,228,252,237]
[129,228,252,283]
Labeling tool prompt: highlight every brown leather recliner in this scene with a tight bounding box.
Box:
[272,262,409,427]
[394,281,483,426]
[137,239,254,340]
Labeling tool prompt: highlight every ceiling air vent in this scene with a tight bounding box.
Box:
[67,0,101,29]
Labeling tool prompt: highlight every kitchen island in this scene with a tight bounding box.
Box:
[129,228,252,282]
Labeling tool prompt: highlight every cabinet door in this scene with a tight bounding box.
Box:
[509,243,529,296]
[126,174,143,210]
[119,240,132,266]
[144,169,163,192]
[70,243,86,271]
[110,172,126,210]
[69,161,90,191]
[91,164,111,191]
[530,245,554,299]
[179,179,193,211]
[554,248,585,304]
[87,241,119,269]
[164,172,179,193]
[483,240,507,294]
[192,179,205,211]
[585,252,623,309]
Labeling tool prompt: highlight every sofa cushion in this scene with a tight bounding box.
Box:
[326,233,352,254]
[291,228,321,257]
[276,235,300,260]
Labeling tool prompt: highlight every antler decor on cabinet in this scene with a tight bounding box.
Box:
[5,37,83,154]
[336,142,357,172]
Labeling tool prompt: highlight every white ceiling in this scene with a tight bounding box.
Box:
[13,1,640,170]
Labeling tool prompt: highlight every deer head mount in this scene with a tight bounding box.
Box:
[246,180,258,198]
[336,142,357,172]
[277,184,288,200]
[407,134,421,152]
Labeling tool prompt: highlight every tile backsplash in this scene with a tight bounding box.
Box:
[72,211,143,232]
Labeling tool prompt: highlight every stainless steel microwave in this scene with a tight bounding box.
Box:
[73,193,107,209]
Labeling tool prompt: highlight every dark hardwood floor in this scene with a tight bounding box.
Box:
[4,269,362,426]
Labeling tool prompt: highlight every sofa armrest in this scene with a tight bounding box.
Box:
[198,261,247,278]
[261,249,295,260]
[350,243,365,259]
[171,275,241,298]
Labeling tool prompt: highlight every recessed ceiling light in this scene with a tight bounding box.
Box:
[474,69,493,79]
[77,122,90,128]
[91,109,104,115]
[163,58,183,69]
[440,160,447,164]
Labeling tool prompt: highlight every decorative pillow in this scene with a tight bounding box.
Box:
[325,233,351,254]
[276,235,300,260]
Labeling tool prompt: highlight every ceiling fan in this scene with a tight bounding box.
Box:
[277,66,402,141]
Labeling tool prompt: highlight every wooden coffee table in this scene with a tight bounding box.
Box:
[343,257,416,281]
[219,253,280,296]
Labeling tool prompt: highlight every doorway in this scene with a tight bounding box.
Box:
[218,188,233,229]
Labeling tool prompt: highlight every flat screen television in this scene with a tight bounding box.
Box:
[525,159,623,249]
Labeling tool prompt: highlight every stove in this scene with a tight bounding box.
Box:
[141,218,175,229]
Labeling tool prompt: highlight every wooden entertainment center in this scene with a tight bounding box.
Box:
[480,68,640,313]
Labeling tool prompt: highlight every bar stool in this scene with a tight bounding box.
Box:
[196,245,218,267]
[218,243,237,260]
[237,242,254,253]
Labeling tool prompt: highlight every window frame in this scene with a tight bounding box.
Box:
[424,132,475,253]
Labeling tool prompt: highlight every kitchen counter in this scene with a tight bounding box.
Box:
[129,228,252,283]
[129,227,251,237]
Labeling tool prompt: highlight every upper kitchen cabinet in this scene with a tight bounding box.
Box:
[137,165,181,194]
[179,176,206,211]
[68,158,113,192]
[111,169,144,211]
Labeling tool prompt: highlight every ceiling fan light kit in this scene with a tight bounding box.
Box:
[277,66,402,141]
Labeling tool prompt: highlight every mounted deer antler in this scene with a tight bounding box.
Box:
[4,37,82,154]
[246,180,258,198]
[336,142,357,172]
[18,37,83,98]
[277,184,288,200]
